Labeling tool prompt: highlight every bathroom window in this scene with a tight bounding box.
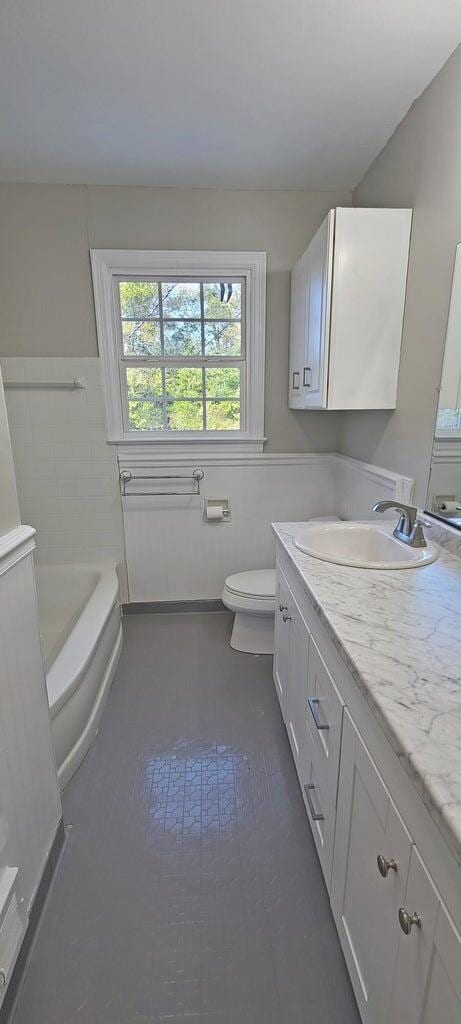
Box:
[91,250,266,450]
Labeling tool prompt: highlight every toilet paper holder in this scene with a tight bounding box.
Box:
[204,498,231,521]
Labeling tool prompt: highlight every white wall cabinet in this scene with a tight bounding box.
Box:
[273,552,461,1024]
[289,207,412,410]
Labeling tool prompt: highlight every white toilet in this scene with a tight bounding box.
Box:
[222,516,340,655]
[222,568,276,655]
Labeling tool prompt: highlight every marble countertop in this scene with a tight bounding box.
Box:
[272,522,461,865]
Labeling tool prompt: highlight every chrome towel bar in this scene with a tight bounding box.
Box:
[4,378,85,390]
[120,467,204,497]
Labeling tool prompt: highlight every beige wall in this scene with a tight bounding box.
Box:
[341,44,461,505]
[0,369,20,535]
[0,184,351,453]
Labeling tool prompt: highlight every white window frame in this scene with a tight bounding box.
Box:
[90,249,266,452]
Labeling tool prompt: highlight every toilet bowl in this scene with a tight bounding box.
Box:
[222,569,276,655]
[222,516,340,655]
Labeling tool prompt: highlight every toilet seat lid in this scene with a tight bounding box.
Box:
[224,569,276,599]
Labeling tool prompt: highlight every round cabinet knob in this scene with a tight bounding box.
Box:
[282,613,292,622]
[398,908,421,935]
[377,854,397,878]
[279,604,287,613]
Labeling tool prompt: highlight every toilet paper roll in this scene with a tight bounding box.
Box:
[436,500,459,516]
[206,505,224,521]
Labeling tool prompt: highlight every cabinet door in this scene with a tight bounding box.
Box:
[273,568,293,721]
[288,254,307,407]
[302,210,334,408]
[286,607,310,775]
[389,847,461,1024]
[302,750,337,892]
[306,637,344,804]
[331,711,413,1024]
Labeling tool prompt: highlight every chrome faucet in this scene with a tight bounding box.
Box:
[372,500,427,548]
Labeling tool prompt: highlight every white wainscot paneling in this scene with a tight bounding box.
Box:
[427,440,461,514]
[120,454,336,602]
[0,527,61,1000]
[119,452,414,602]
[333,453,414,521]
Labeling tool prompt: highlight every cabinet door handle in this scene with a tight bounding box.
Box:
[377,854,397,878]
[304,783,324,821]
[398,908,421,935]
[307,697,329,731]
[282,613,292,622]
[279,603,287,612]
[292,371,300,390]
[303,366,311,387]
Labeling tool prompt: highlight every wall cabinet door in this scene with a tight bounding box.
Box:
[288,255,306,406]
[389,847,461,1024]
[331,711,413,1024]
[288,212,333,410]
[302,210,334,408]
[273,568,293,721]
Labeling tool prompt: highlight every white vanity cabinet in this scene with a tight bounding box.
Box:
[273,553,461,1024]
[389,851,461,1024]
[331,711,413,1023]
[289,207,412,410]
[273,567,293,719]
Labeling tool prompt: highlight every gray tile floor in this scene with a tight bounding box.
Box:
[12,611,359,1024]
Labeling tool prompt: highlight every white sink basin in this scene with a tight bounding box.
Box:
[293,521,438,569]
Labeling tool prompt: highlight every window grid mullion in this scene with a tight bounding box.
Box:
[121,357,244,367]
[161,365,168,430]
[200,284,206,430]
[158,282,165,357]
[121,316,240,324]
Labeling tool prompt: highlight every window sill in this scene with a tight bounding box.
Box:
[115,436,266,459]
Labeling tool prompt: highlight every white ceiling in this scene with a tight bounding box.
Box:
[0,1,459,190]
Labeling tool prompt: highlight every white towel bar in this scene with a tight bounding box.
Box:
[4,378,85,390]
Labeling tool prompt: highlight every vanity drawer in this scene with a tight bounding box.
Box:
[306,637,344,804]
[301,752,336,892]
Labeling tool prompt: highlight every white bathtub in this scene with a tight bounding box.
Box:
[36,563,123,791]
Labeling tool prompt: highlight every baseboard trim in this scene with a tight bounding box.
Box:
[0,819,66,1023]
[123,599,226,614]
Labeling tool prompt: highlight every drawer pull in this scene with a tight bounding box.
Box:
[282,613,292,622]
[279,603,287,613]
[304,783,324,822]
[398,908,421,935]
[303,366,311,387]
[292,371,300,390]
[377,854,397,878]
[307,697,329,731]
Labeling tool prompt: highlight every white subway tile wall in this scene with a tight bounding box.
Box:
[1,358,127,596]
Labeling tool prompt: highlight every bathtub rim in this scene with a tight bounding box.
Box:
[57,617,123,791]
[40,561,120,720]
